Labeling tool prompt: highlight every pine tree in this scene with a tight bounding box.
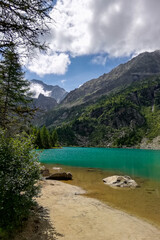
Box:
[40,126,51,149]
[0,47,34,130]
[51,129,58,147]
[35,129,43,149]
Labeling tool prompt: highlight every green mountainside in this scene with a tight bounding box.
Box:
[34,51,160,148]
[37,76,160,147]
[57,77,160,147]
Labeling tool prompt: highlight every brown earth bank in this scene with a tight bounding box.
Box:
[14,180,160,240]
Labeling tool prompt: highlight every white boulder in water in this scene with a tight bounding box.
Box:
[103,175,138,188]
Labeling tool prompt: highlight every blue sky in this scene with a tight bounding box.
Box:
[25,0,160,93]
[25,55,130,92]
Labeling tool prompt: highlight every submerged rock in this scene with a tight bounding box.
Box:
[103,175,138,188]
[46,172,72,180]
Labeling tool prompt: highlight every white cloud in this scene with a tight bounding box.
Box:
[29,83,52,98]
[27,53,71,76]
[26,0,160,76]
[47,0,160,57]
[89,0,160,57]
[48,0,93,56]
[91,55,107,66]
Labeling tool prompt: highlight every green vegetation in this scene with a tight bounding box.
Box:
[0,49,41,237]
[0,130,40,238]
[33,126,59,149]
[56,125,77,146]
[0,47,34,130]
[0,1,54,237]
[47,76,160,147]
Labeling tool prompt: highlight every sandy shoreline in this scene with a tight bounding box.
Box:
[30,180,160,240]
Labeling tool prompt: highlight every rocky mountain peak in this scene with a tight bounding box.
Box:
[61,50,160,107]
[29,79,68,103]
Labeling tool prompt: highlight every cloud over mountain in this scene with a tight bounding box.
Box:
[29,82,52,98]
[27,0,160,76]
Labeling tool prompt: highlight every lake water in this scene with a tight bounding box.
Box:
[39,147,160,181]
[39,147,160,227]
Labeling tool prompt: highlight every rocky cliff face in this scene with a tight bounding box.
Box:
[32,94,58,112]
[61,50,160,107]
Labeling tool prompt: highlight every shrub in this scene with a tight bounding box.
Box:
[0,130,40,235]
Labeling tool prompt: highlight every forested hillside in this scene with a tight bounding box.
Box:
[40,76,160,147]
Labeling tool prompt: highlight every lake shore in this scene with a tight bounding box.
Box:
[34,179,160,240]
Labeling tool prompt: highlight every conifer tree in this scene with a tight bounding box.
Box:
[0,46,33,129]
[40,126,51,149]
[51,129,58,147]
[35,129,43,149]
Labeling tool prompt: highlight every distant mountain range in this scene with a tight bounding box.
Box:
[29,79,68,112]
[32,93,58,112]
[33,50,160,148]
[29,79,68,103]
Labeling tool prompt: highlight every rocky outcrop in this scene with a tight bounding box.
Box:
[32,93,58,112]
[103,175,138,188]
[46,172,72,180]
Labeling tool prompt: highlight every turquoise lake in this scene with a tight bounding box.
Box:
[39,147,160,181]
[39,147,160,226]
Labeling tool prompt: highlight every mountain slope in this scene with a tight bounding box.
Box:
[32,94,58,112]
[61,50,160,107]
[56,76,160,147]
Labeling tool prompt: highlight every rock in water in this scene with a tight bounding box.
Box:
[46,172,72,180]
[103,175,138,188]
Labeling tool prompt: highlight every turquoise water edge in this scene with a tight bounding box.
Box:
[39,147,160,181]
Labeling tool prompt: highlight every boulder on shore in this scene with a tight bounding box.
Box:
[103,175,138,188]
[46,172,72,180]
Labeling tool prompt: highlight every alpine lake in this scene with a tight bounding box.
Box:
[39,147,160,227]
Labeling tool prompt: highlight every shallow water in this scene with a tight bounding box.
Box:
[39,147,160,227]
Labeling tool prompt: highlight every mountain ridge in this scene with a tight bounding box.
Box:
[30,79,68,103]
[61,50,160,107]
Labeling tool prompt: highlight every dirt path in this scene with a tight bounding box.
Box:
[35,180,160,240]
